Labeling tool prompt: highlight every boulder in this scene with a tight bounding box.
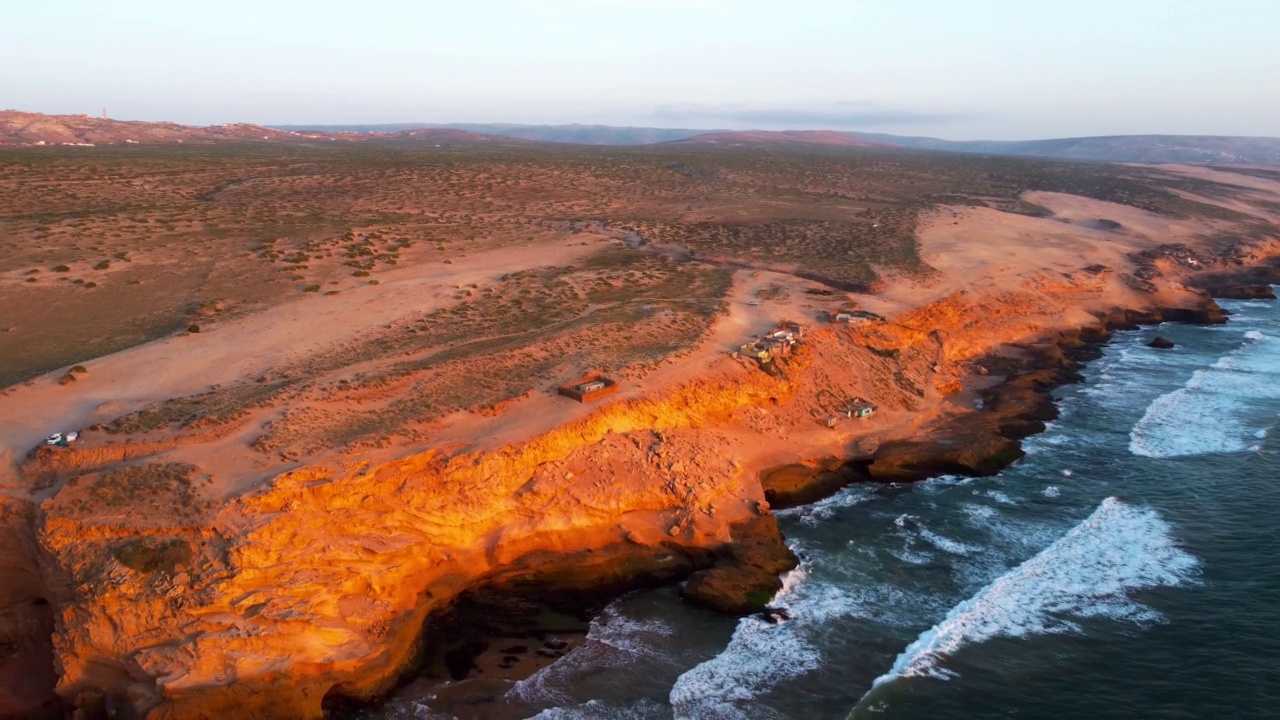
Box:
[1147,336,1175,349]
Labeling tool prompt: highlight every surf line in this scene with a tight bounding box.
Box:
[850,497,1199,714]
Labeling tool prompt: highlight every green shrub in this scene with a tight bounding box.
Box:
[52,265,70,272]
[303,284,321,292]
[93,260,110,270]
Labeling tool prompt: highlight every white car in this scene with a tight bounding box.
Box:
[66,431,79,442]
[45,433,62,445]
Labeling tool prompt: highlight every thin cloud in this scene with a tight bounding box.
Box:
[651,102,966,129]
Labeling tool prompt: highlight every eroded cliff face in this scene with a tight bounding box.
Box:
[23,248,1270,719]
[0,498,60,717]
[37,358,818,718]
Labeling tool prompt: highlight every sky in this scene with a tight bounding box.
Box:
[5,0,1279,140]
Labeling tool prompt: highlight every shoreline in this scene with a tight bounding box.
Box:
[336,293,1252,718]
[4,218,1278,718]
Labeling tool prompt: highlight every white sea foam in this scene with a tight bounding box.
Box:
[1043,485,1061,498]
[525,698,670,720]
[961,503,997,524]
[869,497,1198,688]
[778,484,876,526]
[668,562,924,719]
[887,546,935,565]
[506,607,676,706]
[984,490,1017,505]
[1130,330,1280,457]
[917,527,978,556]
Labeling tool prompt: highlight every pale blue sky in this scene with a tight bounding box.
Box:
[5,0,1278,139]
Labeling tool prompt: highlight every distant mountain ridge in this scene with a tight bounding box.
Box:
[273,122,718,146]
[280,121,1280,164]
[666,130,892,148]
[0,111,523,147]
[846,132,1280,164]
[4,110,1278,165]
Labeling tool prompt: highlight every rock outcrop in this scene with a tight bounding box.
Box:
[759,458,871,509]
[680,515,798,615]
[1204,285,1276,300]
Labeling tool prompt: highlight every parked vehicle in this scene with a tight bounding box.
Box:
[66,431,79,442]
[45,433,62,445]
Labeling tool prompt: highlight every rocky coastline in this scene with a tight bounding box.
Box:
[336,295,1250,718]
[4,271,1272,720]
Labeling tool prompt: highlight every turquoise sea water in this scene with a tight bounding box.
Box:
[377,298,1280,719]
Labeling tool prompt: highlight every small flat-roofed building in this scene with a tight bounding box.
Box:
[558,374,619,403]
[832,309,885,324]
[841,399,876,419]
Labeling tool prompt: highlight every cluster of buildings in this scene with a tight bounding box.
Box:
[824,399,876,428]
[736,321,803,368]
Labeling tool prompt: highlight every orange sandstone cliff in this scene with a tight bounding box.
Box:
[5,203,1279,718]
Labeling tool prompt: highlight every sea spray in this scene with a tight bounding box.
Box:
[868,497,1198,688]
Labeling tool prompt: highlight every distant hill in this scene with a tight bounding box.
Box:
[666,130,893,148]
[667,130,1280,164]
[274,122,716,146]
[6,110,1279,164]
[282,121,1280,164]
[0,111,523,147]
[845,132,1280,164]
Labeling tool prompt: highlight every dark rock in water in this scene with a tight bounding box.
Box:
[500,645,528,654]
[681,515,798,615]
[1148,336,1175,349]
[761,606,791,624]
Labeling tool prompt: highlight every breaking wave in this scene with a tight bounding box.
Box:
[668,563,924,720]
[1130,330,1280,457]
[507,606,676,706]
[868,497,1198,689]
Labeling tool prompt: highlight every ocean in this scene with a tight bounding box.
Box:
[375,297,1280,719]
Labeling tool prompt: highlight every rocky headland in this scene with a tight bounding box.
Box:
[1,185,1277,718]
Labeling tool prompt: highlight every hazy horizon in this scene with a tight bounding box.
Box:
[5,0,1278,141]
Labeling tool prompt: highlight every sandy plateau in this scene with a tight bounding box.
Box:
[0,146,1279,720]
